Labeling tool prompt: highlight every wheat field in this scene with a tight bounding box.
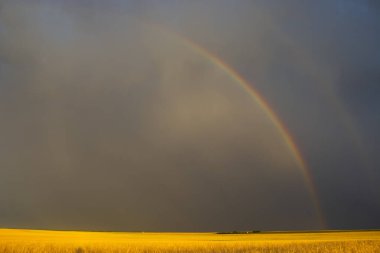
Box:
[0,229,379,253]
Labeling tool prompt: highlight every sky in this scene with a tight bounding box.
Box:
[0,0,379,231]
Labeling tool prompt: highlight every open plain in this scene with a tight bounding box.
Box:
[0,229,379,253]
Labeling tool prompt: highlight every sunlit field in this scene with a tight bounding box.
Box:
[0,229,379,253]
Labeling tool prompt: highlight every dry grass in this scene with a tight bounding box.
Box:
[0,229,379,252]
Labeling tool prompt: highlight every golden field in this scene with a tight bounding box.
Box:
[0,229,379,253]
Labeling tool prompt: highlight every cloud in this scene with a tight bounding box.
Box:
[0,0,379,231]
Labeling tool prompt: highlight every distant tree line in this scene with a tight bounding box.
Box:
[216,230,261,234]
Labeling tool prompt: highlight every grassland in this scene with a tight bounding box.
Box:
[0,229,379,253]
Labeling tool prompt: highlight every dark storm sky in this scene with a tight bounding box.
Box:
[0,0,379,231]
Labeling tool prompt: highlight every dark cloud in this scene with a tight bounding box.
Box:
[0,0,379,231]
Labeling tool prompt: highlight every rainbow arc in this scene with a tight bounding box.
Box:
[148,24,326,228]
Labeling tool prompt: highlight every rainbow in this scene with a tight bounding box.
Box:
[149,24,326,228]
